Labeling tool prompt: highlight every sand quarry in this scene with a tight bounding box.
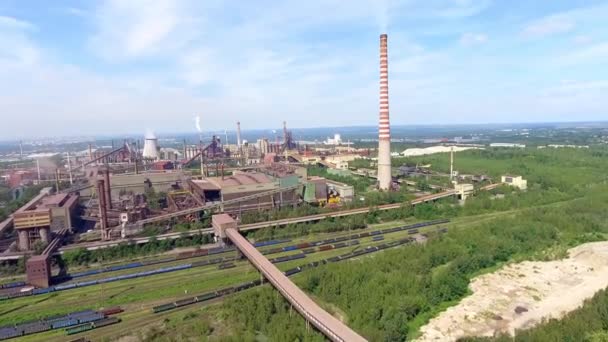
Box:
[417,241,608,341]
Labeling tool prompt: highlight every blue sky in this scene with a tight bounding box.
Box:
[0,0,607,138]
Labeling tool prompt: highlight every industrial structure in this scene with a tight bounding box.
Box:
[213,214,367,342]
[12,188,78,251]
[377,33,392,190]
[142,132,160,160]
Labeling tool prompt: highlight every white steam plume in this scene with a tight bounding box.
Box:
[373,0,389,33]
[194,115,202,133]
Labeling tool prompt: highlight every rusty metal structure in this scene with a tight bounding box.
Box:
[281,121,298,152]
[96,179,111,240]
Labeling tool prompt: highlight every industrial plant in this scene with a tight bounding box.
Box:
[0,33,530,342]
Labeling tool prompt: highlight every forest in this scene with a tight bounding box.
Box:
[212,148,608,341]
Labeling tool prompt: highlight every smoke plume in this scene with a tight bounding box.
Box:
[194,115,202,133]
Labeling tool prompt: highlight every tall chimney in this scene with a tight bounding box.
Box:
[104,168,112,210]
[377,33,392,190]
[97,179,108,239]
[283,121,288,145]
[450,146,454,181]
[236,121,242,148]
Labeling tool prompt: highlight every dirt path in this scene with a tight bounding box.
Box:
[417,241,608,341]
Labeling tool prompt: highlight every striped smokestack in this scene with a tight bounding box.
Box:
[377,33,392,190]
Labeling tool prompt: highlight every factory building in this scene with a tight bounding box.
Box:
[189,172,300,214]
[85,167,184,198]
[13,192,79,251]
[327,180,354,202]
[159,148,182,161]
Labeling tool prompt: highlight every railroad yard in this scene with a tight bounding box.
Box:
[0,217,450,341]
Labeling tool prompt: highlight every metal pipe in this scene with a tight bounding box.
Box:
[199,141,204,176]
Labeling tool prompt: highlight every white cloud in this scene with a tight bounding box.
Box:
[63,7,88,17]
[557,42,608,66]
[0,16,39,68]
[88,0,195,60]
[573,35,592,45]
[0,15,35,31]
[436,0,492,18]
[522,15,575,38]
[459,32,488,46]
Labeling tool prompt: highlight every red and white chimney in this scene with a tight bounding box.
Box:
[377,33,392,190]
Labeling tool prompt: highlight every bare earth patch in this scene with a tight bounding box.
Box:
[417,241,608,341]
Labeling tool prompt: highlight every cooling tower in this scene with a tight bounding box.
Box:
[377,33,392,190]
[142,131,160,160]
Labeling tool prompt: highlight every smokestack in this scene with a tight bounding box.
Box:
[97,179,108,239]
[55,169,60,192]
[450,146,454,181]
[236,122,242,148]
[19,141,23,159]
[377,33,392,190]
[283,121,288,144]
[36,159,41,183]
[67,152,73,185]
[104,168,112,210]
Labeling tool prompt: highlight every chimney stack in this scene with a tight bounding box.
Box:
[97,179,109,240]
[377,33,392,190]
[236,121,242,148]
[104,168,112,210]
[283,121,288,144]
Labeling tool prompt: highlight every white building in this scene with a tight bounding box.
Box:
[490,143,526,148]
[501,175,527,190]
[401,145,481,157]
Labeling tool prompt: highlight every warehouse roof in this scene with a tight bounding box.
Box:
[213,173,273,187]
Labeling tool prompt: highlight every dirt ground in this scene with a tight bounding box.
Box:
[417,241,608,341]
